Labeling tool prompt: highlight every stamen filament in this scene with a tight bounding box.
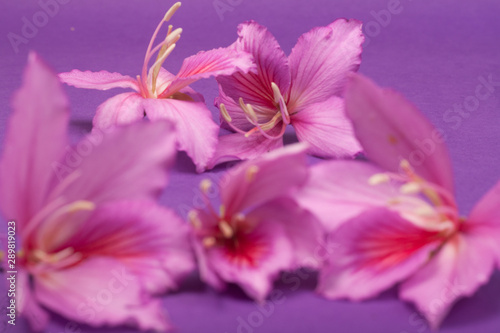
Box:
[219,221,234,238]
[220,103,232,122]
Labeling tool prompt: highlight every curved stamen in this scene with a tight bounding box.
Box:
[141,2,182,95]
[271,82,290,125]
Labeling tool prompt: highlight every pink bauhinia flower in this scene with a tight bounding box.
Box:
[295,74,500,329]
[0,53,195,331]
[188,144,323,301]
[59,2,254,172]
[208,20,364,168]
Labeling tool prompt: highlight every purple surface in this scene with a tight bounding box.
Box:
[1,0,500,332]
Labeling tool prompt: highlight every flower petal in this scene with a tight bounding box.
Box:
[93,92,145,129]
[0,53,69,233]
[207,127,284,169]
[161,47,254,97]
[248,198,324,269]
[39,200,194,293]
[216,21,290,113]
[203,217,294,301]
[34,257,170,331]
[53,121,177,206]
[291,96,361,158]
[318,208,440,301]
[287,19,364,110]
[221,143,309,215]
[294,160,400,231]
[143,97,219,173]
[17,270,50,331]
[345,74,455,194]
[467,180,500,267]
[399,232,496,329]
[59,69,139,91]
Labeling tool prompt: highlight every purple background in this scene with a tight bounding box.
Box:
[1,0,500,332]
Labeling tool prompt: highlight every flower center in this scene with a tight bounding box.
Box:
[188,172,268,266]
[138,2,183,98]
[368,159,459,231]
[220,82,290,140]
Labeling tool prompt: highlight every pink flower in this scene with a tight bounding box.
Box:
[295,74,500,329]
[59,2,254,172]
[188,144,323,301]
[0,53,195,331]
[209,20,364,168]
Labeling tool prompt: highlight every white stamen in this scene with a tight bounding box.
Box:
[164,2,182,22]
[188,210,202,229]
[400,182,421,194]
[414,205,436,217]
[203,237,216,247]
[219,221,234,238]
[239,98,258,123]
[368,173,390,185]
[200,179,213,194]
[245,165,259,182]
[220,103,232,122]
[271,82,282,104]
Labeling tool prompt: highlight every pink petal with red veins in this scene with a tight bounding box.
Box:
[92,92,145,129]
[34,257,170,331]
[205,218,294,301]
[399,232,496,329]
[291,96,361,158]
[216,21,290,115]
[143,97,218,173]
[161,47,254,97]
[318,208,441,301]
[287,19,364,110]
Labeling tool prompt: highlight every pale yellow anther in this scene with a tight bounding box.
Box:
[219,221,234,238]
[66,200,96,214]
[239,98,257,123]
[165,28,182,45]
[202,237,216,247]
[164,2,182,22]
[271,82,282,104]
[400,159,412,171]
[200,179,213,194]
[415,206,436,217]
[33,247,75,263]
[220,103,232,122]
[400,182,421,194]
[151,43,177,94]
[245,165,259,182]
[368,173,390,186]
[188,210,202,229]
